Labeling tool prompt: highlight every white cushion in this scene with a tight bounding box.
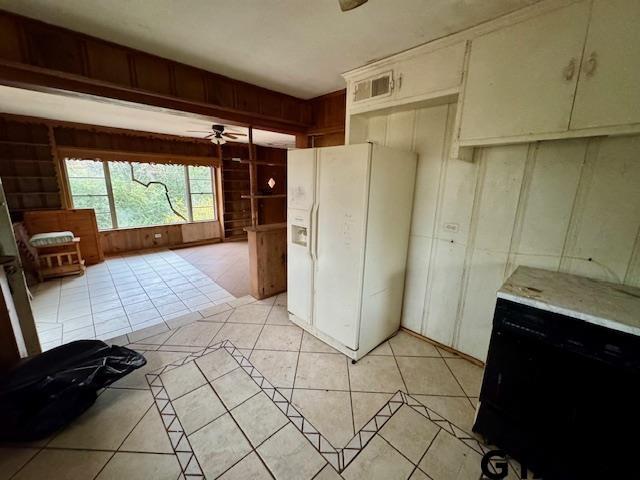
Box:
[29,231,75,247]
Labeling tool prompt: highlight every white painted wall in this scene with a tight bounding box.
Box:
[352,104,640,361]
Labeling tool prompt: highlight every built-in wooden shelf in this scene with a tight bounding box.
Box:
[231,158,286,167]
[241,194,286,200]
[0,140,50,147]
[5,191,60,196]
[1,158,53,164]
[0,175,57,179]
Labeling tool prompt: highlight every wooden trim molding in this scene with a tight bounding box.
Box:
[57,147,220,168]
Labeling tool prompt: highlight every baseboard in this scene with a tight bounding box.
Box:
[400,327,485,367]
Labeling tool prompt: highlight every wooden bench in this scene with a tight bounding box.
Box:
[34,237,86,282]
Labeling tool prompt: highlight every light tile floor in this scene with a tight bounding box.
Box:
[0,294,510,480]
[30,249,238,351]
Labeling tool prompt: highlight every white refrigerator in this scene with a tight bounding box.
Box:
[287,143,417,360]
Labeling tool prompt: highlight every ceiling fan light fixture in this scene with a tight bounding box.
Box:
[339,0,368,12]
[211,137,226,145]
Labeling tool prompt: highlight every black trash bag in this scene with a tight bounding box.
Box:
[0,339,146,441]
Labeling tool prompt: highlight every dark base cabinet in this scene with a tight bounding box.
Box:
[474,299,639,479]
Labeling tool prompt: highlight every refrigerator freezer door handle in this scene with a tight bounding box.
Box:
[310,203,319,262]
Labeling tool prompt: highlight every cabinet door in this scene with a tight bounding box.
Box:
[571,0,640,129]
[459,1,590,142]
[394,42,466,101]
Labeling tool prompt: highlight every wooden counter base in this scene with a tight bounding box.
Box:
[245,223,287,300]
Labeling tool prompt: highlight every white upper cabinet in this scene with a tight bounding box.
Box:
[345,0,640,149]
[346,42,465,114]
[459,1,590,142]
[570,0,640,130]
[393,42,465,102]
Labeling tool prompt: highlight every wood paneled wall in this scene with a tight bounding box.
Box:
[99,221,220,255]
[0,11,312,133]
[304,90,347,147]
[354,103,640,361]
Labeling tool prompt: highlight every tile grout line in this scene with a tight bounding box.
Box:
[191,360,279,480]
[345,355,357,440]
[183,388,260,439]
[54,279,64,344]
[407,426,440,480]
[288,313,306,404]
[89,402,156,480]
[440,356,475,404]
[7,443,46,479]
[388,341,410,394]
[377,432,423,470]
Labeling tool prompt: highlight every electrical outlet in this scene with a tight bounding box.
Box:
[154,233,162,239]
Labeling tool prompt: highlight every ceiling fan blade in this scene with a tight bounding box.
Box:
[186,130,213,133]
[223,133,238,140]
[228,132,247,137]
[204,134,215,139]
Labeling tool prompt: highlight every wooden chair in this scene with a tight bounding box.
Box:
[33,238,86,282]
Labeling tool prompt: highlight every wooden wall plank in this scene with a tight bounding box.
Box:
[22,21,86,75]
[561,135,640,282]
[456,145,528,360]
[303,90,347,147]
[85,40,132,86]
[133,54,173,95]
[506,139,585,273]
[0,15,23,62]
[174,64,206,102]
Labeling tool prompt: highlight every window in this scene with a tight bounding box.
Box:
[109,162,188,228]
[65,159,113,230]
[188,165,216,222]
[65,158,217,230]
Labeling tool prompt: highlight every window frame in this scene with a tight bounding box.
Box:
[64,158,218,231]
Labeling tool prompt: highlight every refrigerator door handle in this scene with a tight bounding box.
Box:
[310,203,319,262]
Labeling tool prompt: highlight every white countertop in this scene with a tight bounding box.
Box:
[497,266,640,337]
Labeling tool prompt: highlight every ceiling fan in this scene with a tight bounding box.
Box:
[339,0,368,11]
[187,124,247,145]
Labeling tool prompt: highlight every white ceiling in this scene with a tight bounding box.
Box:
[0,0,540,99]
[0,85,296,148]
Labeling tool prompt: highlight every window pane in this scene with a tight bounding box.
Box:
[188,165,212,181]
[65,159,113,230]
[66,159,105,178]
[189,178,213,194]
[69,177,108,195]
[109,162,188,228]
[94,212,114,230]
[188,166,216,221]
[71,195,110,212]
[191,193,215,221]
